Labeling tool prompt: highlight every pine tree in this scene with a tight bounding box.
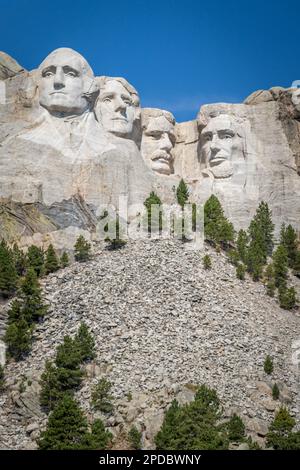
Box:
[91,378,114,414]
[264,263,276,296]
[55,336,82,370]
[85,419,113,450]
[4,316,32,360]
[176,179,189,208]
[203,254,212,270]
[27,245,45,277]
[227,249,240,266]
[144,192,163,235]
[280,224,298,268]
[60,252,69,268]
[248,201,274,259]
[128,425,142,450]
[293,251,300,278]
[272,383,280,400]
[104,215,127,250]
[44,244,60,274]
[40,360,63,411]
[204,195,234,248]
[266,407,300,450]
[264,355,273,375]
[38,394,90,450]
[12,243,27,276]
[236,229,248,263]
[278,286,297,310]
[0,240,18,298]
[273,245,288,288]
[266,279,276,297]
[227,414,245,441]
[75,322,96,362]
[236,263,246,280]
[74,236,91,262]
[21,267,47,323]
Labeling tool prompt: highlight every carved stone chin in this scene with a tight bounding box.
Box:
[209,160,234,179]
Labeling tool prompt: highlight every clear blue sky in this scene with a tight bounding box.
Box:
[0,0,298,122]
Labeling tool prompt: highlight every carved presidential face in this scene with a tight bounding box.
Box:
[292,88,300,114]
[38,49,92,115]
[97,80,137,137]
[141,115,175,175]
[200,115,244,178]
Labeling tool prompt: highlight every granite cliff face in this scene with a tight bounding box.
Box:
[0,48,299,251]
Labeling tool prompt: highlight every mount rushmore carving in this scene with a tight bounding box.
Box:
[0,47,299,249]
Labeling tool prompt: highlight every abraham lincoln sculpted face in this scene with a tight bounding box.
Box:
[38,48,95,116]
[200,114,245,178]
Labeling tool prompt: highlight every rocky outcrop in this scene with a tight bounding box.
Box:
[0,52,25,81]
[0,239,299,449]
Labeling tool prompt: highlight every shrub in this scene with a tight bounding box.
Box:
[203,254,212,270]
[264,355,273,375]
[236,263,246,280]
[272,383,280,400]
[0,240,18,298]
[75,322,96,362]
[27,245,45,277]
[273,245,288,289]
[176,179,189,208]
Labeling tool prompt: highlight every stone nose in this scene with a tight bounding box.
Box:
[53,68,65,88]
[114,97,126,113]
[210,136,221,153]
[159,133,172,151]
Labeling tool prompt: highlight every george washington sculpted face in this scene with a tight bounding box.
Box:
[38,48,95,116]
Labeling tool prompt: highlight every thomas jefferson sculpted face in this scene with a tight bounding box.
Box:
[38,48,94,116]
[200,114,244,178]
[96,78,140,138]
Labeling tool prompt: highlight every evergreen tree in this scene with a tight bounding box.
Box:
[12,243,27,276]
[38,394,90,450]
[39,360,63,411]
[202,254,212,270]
[104,215,127,250]
[227,414,245,441]
[248,201,274,258]
[75,322,96,362]
[204,195,234,247]
[266,407,300,450]
[91,378,114,414]
[60,252,69,268]
[155,385,228,450]
[236,229,248,263]
[236,263,246,280]
[74,236,91,262]
[4,316,32,360]
[85,419,113,450]
[0,240,18,298]
[278,286,297,310]
[44,244,60,274]
[272,383,280,400]
[128,425,142,450]
[21,267,47,323]
[27,245,45,277]
[280,224,298,268]
[55,336,82,370]
[227,249,240,266]
[264,263,276,296]
[144,191,163,235]
[293,251,300,278]
[264,355,273,375]
[176,179,189,208]
[272,245,288,288]
[0,364,5,392]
